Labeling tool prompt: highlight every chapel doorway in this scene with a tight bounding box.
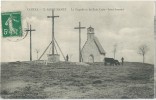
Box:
[88,54,94,63]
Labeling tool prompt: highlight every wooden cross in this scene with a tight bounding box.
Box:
[74,22,85,62]
[47,9,59,55]
[25,24,36,61]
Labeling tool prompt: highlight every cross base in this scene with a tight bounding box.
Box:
[47,54,60,63]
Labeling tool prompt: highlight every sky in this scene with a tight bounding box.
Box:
[1,1,155,64]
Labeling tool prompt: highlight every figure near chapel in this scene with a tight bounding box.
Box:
[121,57,124,66]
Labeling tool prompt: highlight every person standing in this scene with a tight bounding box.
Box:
[121,57,124,66]
[66,54,69,62]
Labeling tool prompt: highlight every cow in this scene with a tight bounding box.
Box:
[114,60,120,65]
[104,58,120,66]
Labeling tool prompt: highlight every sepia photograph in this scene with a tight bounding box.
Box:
[1,1,155,99]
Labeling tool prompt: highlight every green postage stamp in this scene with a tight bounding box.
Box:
[1,11,22,37]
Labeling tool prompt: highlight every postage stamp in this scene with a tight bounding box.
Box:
[1,11,22,37]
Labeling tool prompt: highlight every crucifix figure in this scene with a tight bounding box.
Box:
[47,9,59,55]
[25,24,36,61]
[74,22,85,62]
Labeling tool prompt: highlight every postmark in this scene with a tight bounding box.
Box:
[1,11,22,37]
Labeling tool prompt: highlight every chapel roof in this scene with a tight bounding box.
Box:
[94,36,106,55]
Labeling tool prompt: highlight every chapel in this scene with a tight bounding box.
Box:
[81,26,106,62]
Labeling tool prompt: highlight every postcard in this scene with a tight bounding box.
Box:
[1,1,155,99]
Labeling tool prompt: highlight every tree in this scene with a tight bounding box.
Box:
[113,44,117,59]
[138,44,148,63]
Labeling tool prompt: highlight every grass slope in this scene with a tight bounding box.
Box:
[1,62,154,99]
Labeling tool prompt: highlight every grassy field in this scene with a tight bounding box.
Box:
[0,61,154,99]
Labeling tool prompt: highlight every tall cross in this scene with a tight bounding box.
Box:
[154,1,156,38]
[74,22,85,62]
[47,9,59,55]
[25,24,36,61]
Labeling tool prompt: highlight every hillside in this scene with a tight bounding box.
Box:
[1,61,154,99]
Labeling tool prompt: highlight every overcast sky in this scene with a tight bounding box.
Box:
[1,1,155,64]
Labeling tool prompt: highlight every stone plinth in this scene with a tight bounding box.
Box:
[47,54,60,63]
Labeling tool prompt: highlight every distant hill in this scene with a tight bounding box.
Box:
[1,62,154,99]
